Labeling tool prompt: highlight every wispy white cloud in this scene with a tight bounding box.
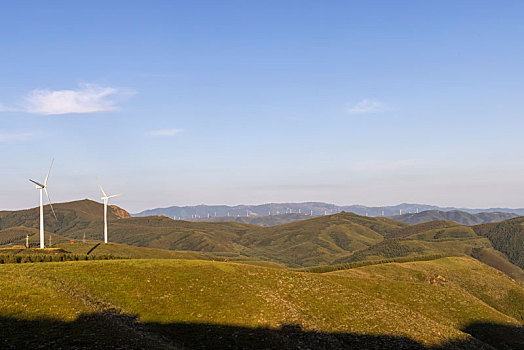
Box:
[0,132,33,141]
[347,98,387,115]
[22,83,127,115]
[0,83,132,115]
[148,128,182,137]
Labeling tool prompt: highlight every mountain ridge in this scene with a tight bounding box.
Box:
[390,210,518,226]
[134,201,524,218]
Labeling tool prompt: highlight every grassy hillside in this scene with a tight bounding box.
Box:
[191,213,317,227]
[0,226,72,247]
[388,220,458,239]
[94,212,407,267]
[473,217,524,270]
[0,257,522,349]
[333,222,524,282]
[390,210,518,226]
[1,206,409,267]
[55,241,220,260]
[0,199,129,241]
[2,203,523,277]
[235,212,408,267]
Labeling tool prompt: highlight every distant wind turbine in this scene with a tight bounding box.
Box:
[97,180,122,244]
[29,159,57,249]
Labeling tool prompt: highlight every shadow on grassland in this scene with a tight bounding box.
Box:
[0,313,522,349]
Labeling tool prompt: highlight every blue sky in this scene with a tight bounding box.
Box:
[1,1,524,212]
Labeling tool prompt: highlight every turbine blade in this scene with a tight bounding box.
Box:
[107,193,122,199]
[44,188,58,221]
[29,179,45,188]
[97,178,107,197]
[44,159,54,186]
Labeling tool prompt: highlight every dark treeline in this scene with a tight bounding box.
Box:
[0,254,125,264]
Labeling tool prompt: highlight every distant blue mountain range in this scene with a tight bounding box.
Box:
[133,202,524,219]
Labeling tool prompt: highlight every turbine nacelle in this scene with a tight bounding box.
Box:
[101,194,122,201]
[29,179,45,189]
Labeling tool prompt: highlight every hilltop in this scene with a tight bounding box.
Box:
[390,210,518,226]
[0,257,522,349]
[0,199,130,242]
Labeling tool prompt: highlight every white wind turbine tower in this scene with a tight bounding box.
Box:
[98,180,122,244]
[29,159,57,249]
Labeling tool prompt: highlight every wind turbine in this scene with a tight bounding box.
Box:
[97,180,122,244]
[29,159,57,249]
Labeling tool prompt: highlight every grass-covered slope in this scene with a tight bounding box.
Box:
[191,213,317,227]
[0,199,128,239]
[333,222,524,282]
[473,218,524,270]
[0,226,73,247]
[1,208,410,267]
[0,257,522,349]
[1,202,522,277]
[236,212,408,267]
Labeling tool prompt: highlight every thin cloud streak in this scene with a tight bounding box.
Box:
[347,98,386,114]
[0,132,33,141]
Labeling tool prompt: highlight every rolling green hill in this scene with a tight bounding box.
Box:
[391,210,518,226]
[0,199,129,240]
[191,213,317,226]
[0,257,522,349]
[1,204,409,267]
[1,202,523,279]
[235,212,408,267]
[335,221,524,282]
[473,217,524,270]
[0,200,524,281]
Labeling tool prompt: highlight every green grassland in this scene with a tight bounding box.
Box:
[54,241,218,260]
[0,257,522,349]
